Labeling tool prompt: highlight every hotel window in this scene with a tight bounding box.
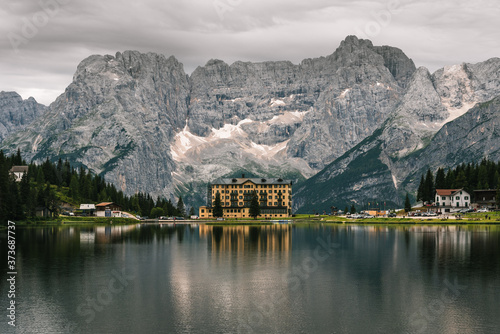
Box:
[464,196,469,200]
[456,196,460,200]
[442,197,445,200]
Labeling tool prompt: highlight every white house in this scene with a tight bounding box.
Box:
[9,166,28,182]
[435,189,471,212]
[79,204,96,216]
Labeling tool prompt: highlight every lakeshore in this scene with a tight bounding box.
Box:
[4,210,499,228]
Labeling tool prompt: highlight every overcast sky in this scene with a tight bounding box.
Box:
[1,0,499,105]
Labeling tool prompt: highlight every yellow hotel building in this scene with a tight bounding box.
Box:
[199,176,293,219]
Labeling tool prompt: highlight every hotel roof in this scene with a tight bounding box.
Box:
[212,177,292,185]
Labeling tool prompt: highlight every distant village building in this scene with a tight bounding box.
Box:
[199,175,293,219]
[80,204,96,216]
[9,166,28,182]
[96,202,123,217]
[435,189,471,212]
[473,189,497,209]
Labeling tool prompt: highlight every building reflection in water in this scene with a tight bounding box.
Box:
[78,224,140,245]
[199,224,292,254]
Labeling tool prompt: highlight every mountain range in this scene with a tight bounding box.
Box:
[1,36,499,212]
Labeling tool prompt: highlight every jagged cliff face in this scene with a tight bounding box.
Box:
[1,51,190,197]
[294,57,500,213]
[177,36,415,193]
[0,92,46,142]
[1,36,418,202]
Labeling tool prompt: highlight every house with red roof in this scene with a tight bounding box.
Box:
[96,202,123,217]
[434,189,471,212]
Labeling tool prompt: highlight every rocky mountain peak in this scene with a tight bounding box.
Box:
[0,91,46,142]
[339,35,374,49]
[373,45,416,88]
[398,66,447,121]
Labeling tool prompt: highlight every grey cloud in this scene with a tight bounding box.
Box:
[0,0,499,105]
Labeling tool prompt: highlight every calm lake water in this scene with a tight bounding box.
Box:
[1,223,500,334]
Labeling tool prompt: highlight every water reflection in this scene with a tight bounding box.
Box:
[1,224,499,334]
[200,224,292,253]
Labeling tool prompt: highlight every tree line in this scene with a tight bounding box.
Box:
[0,149,189,225]
[417,158,500,204]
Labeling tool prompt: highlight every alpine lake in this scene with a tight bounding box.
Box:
[1,222,499,334]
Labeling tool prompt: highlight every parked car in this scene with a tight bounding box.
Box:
[216,217,225,221]
[388,213,397,218]
[477,208,489,213]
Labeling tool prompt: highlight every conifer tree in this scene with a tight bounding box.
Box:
[435,168,446,189]
[0,151,9,224]
[417,175,425,202]
[423,169,434,203]
[496,178,500,209]
[19,173,30,211]
[176,196,185,217]
[36,168,45,186]
[404,194,412,212]
[14,148,23,165]
[213,192,223,218]
[69,174,79,200]
[249,191,260,219]
[477,164,489,189]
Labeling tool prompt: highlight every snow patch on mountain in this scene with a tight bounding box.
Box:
[244,140,289,160]
[439,101,477,126]
[268,110,310,124]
